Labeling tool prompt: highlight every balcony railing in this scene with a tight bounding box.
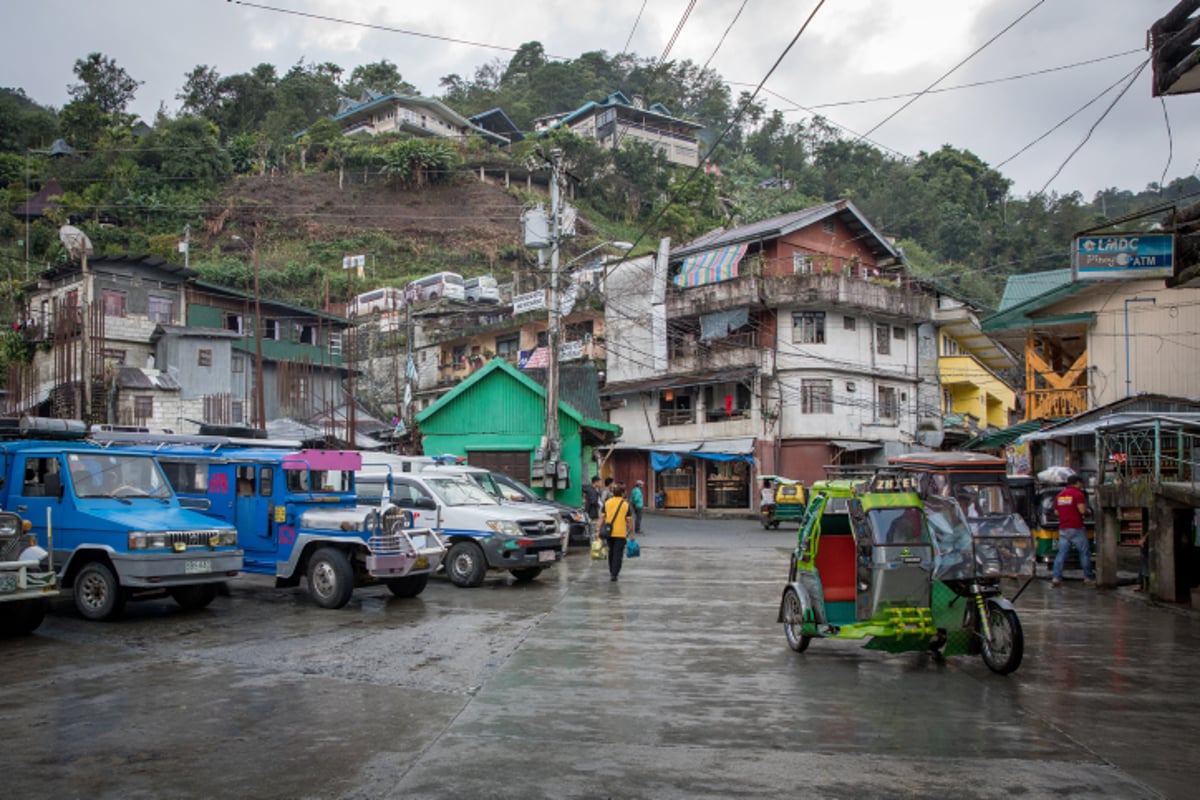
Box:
[762,273,934,320]
[1026,387,1089,421]
[658,409,695,426]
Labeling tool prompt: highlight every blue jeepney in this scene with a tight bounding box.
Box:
[0,420,240,621]
[101,434,445,609]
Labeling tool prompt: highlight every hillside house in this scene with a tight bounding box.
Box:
[534,91,703,168]
[602,200,939,513]
[331,91,512,145]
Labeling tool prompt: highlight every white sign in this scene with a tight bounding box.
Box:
[512,290,546,315]
[342,254,366,270]
[560,340,583,361]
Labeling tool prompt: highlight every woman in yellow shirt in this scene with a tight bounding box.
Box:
[601,483,635,582]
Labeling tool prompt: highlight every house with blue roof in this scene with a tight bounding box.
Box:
[330,91,513,145]
[533,91,703,167]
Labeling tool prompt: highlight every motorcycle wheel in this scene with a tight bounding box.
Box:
[979,605,1023,675]
[781,588,812,653]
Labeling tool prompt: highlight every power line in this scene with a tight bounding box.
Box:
[701,0,751,74]
[857,0,1048,142]
[622,1,648,55]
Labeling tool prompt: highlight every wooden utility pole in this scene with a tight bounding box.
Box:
[252,222,266,429]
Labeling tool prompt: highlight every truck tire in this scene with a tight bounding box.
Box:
[385,574,429,598]
[1,599,47,635]
[306,547,354,609]
[446,541,487,588]
[74,561,126,621]
[170,584,218,611]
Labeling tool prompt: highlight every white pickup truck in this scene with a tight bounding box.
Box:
[357,464,563,588]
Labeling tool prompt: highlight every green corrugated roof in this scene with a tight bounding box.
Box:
[996,269,1073,312]
[961,419,1044,451]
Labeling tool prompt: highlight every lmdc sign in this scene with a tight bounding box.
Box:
[1072,233,1174,280]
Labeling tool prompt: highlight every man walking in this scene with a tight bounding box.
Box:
[630,479,645,535]
[1052,474,1095,587]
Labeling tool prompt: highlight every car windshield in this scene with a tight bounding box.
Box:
[494,474,536,502]
[426,477,497,506]
[67,453,173,500]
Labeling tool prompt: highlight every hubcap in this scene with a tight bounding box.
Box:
[313,562,336,598]
[80,574,107,609]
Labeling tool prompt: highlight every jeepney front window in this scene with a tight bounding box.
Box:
[285,469,353,494]
[67,453,172,500]
[160,461,208,494]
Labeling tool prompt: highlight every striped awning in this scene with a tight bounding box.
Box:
[673,243,748,287]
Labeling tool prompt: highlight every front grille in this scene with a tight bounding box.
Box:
[517,519,557,538]
[0,531,21,561]
[163,530,227,548]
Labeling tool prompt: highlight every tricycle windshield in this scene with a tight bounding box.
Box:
[923,494,974,580]
[66,453,172,500]
[868,506,926,545]
[954,482,1014,518]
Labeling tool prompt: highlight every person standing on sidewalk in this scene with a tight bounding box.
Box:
[1052,474,1095,587]
[583,475,602,538]
[630,479,645,535]
[602,483,634,581]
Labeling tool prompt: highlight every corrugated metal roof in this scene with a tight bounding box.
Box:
[996,269,1073,311]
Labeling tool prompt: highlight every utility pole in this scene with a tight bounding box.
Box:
[544,148,564,500]
[252,222,266,429]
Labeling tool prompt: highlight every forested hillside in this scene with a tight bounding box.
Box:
[2,44,1196,318]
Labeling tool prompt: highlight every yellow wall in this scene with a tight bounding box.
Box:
[939,354,1016,428]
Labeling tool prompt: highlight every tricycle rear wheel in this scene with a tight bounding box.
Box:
[782,588,812,653]
[980,605,1023,674]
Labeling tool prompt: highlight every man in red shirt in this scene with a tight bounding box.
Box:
[1052,474,1095,586]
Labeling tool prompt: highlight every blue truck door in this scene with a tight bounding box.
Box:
[13,454,72,556]
[211,463,275,555]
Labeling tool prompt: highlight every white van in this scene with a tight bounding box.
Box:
[348,286,405,318]
[464,275,500,303]
[405,272,465,303]
[356,455,563,587]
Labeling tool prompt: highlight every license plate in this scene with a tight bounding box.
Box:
[184,559,212,574]
[0,574,16,593]
[537,550,556,563]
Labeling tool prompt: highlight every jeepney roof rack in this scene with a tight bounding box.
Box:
[822,464,885,480]
[90,427,302,451]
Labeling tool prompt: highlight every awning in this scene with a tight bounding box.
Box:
[830,439,881,452]
[673,243,748,288]
[650,437,756,455]
[1021,412,1200,441]
[961,419,1043,450]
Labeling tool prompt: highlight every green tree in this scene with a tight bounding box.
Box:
[177,65,223,120]
[0,88,59,153]
[68,52,141,116]
[58,100,108,150]
[345,60,416,98]
[154,115,231,182]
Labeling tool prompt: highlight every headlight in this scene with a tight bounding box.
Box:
[128,531,169,550]
[215,530,238,547]
[486,520,523,536]
[0,514,20,535]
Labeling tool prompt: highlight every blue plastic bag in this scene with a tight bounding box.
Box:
[626,539,640,558]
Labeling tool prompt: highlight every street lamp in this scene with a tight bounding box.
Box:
[1123,296,1156,398]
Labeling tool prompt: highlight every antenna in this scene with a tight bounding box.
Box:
[59,224,93,262]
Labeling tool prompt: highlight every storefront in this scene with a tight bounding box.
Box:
[606,437,756,513]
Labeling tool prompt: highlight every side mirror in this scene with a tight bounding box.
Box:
[413,497,437,511]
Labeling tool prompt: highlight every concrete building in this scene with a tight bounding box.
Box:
[533,91,703,168]
[330,91,512,145]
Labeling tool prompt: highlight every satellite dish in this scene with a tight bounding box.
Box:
[59,224,93,262]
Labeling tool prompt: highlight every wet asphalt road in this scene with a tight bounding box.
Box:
[2,512,1198,799]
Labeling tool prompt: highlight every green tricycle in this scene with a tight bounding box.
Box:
[758,475,807,529]
[776,469,1034,675]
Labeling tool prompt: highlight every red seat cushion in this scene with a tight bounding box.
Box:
[815,535,856,602]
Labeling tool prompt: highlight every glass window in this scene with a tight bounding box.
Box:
[66,453,171,499]
[878,386,898,420]
[792,253,813,274]
[876,323,890,355]
[893,326,906,341]
[134,396,153,420]
[843,316,856,330]
[224,313,244,334]
[148,296,173,323]
[198,349,213,367]
[160,461,208,494]
[801,379,833,414]
[102,290,127,317]
[232,355,244,373]
[792,311,825,344]
[870,506,926,545]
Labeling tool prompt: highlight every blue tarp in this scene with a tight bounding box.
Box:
[651,451,754,471]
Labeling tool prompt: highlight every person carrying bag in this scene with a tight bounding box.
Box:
[600,483,634,582]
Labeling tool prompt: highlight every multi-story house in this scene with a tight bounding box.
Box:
[602,200,938,513]
[331,91,512,145]
[934,291,1019,447]
[8,256,352,432]
[533,91,703,168]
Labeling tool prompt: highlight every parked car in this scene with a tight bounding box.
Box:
[356,461,562,588]
[487,472,591,546]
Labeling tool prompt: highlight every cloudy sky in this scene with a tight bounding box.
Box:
[4,0,1196,199]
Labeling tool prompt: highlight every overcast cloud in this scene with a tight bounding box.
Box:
[3,0,1196,199]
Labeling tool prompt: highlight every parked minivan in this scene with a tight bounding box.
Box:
[405,272,465,303]
[348,286,405,318]
[463,275,500,303]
